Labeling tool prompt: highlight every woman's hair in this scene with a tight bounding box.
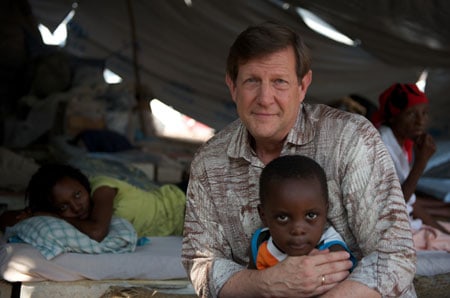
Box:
[371,83,429,127]
[26,164,91,213]
[226,21,311,84]
[259,155,328,205]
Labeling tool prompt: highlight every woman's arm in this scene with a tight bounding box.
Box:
[413,201,450,234]
[64,186,116,242]
[402,133,435,201]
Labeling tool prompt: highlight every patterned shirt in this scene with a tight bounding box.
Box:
[182,103,416,297]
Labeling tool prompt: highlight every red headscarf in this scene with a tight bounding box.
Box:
[371,83,429,162]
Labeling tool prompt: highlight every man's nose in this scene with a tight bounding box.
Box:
[256,82,274,105]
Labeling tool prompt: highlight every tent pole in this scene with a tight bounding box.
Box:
[126,0,155,138]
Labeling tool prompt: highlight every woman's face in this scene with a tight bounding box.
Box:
[390,103,429,140]
[51,177,91,219]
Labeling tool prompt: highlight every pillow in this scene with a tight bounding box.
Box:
[4,216,137,260]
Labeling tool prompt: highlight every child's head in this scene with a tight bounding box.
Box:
[258,155,329,256]
[26,164,92,219]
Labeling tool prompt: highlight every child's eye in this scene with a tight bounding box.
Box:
[306,212,317,220]
[75,191,81,199]
[276,215,289,223]
[59,204,68,212]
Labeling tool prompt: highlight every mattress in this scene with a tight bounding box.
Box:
[0,236,187,282]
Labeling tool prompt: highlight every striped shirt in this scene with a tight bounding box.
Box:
[182,103,416,297]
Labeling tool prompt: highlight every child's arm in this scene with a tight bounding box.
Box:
[64,186,116,242]
[0,208,32,232]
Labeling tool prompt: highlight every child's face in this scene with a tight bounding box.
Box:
[51,177,91,219]
[258,177,327,256]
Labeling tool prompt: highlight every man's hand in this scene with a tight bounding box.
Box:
[260,250,352,297]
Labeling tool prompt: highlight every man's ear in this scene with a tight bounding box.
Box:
[298,70,312,103]
[225,74,237,103]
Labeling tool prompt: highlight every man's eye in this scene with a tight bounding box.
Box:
[306,212,317,220]
[274,79,289,89]
[75,191,81,199]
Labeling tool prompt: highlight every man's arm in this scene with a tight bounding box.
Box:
[320,280,380,298]
[336,120,416,296]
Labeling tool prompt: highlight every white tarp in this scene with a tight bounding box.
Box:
[28,0,450,136]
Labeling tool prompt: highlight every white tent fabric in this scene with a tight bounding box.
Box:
[29,0,450,137]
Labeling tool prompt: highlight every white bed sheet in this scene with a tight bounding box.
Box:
[0,236,187,282]
[416,250,450,276]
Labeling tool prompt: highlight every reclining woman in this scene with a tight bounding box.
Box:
[0,163,186,241]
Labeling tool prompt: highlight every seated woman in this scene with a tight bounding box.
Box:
[372,83,450,251]
[0,164,186,241]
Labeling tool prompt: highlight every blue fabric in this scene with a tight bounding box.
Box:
[250,227,270,266]
[73,129,133,152]
[5,216,137,260]
[418,139,450,202]
[137,237,151,246]
[317,240,357,270]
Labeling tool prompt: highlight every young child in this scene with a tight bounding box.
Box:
[249,155,356,270]
[1,163,186,241]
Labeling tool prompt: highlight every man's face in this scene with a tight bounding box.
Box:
[258,177,327,256]
[226,47,312,144]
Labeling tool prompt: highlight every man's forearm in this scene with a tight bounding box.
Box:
[218,269,268,298]
[321,280,380,298]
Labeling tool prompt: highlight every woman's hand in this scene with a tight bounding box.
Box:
[414,133,436,164]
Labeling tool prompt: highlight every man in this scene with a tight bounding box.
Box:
[182,22,416,297]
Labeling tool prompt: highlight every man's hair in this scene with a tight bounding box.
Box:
[226,21,311,83]
[259,155,328,205]
[26,164,91,213]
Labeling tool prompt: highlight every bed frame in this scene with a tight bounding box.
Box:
[1,279,196,298]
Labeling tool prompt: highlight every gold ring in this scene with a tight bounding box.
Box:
[321,275,326,286]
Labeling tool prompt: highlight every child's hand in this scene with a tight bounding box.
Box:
[16,208,32,221]
[0,208,32,231]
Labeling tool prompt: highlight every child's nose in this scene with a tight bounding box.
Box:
[290,221,307,235]
[70,201,82,212]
